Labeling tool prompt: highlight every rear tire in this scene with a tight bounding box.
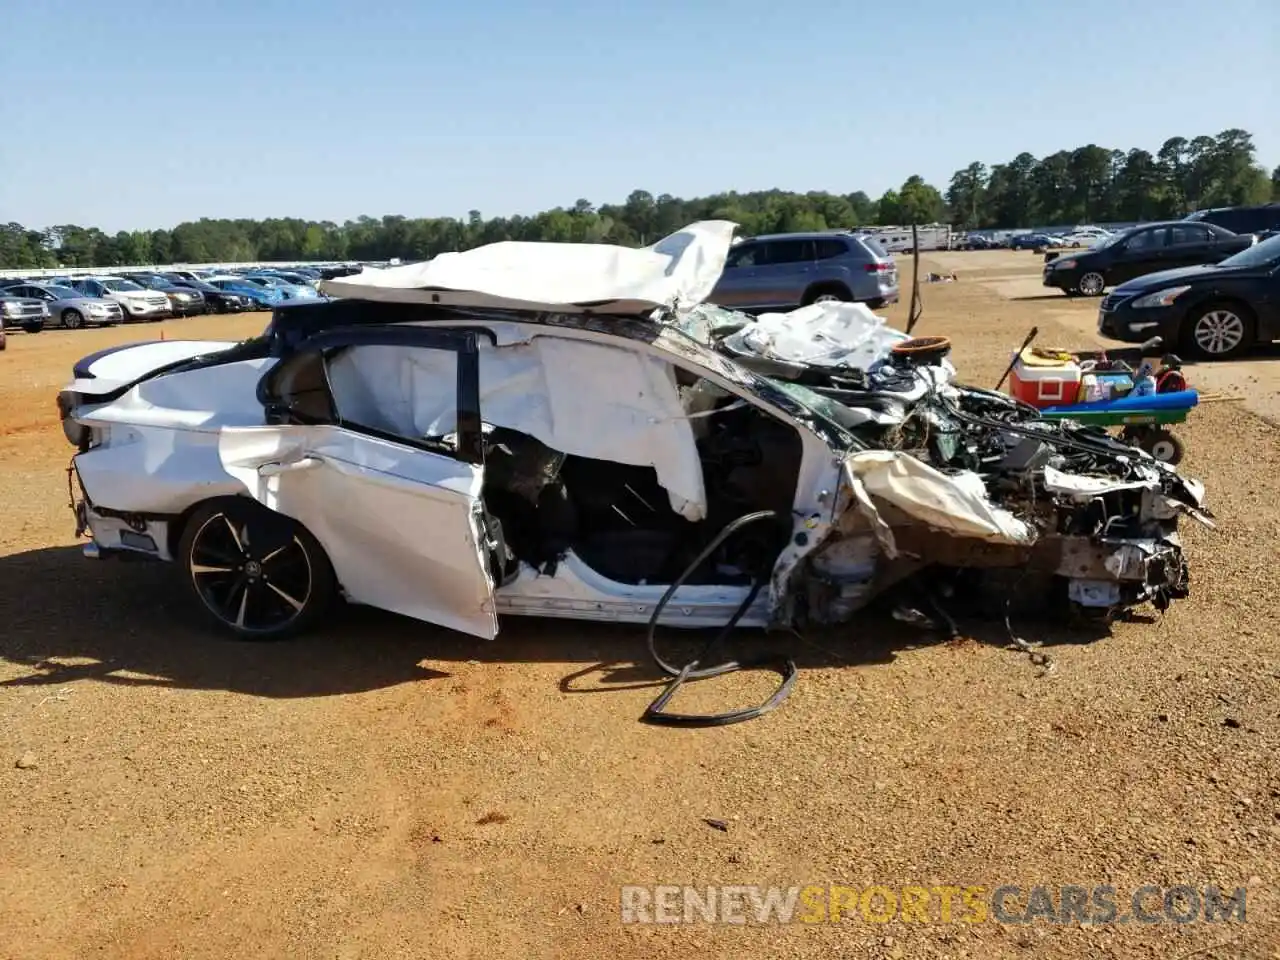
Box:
[62,309,84,330]
[802,284,852,306]
[177,498,337,641]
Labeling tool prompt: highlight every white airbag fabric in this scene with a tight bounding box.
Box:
[843,451,1033,554]
[319,221,737,314]
[724,301,908,369]
[327,338,706,519]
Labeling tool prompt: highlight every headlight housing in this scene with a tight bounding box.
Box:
[1131,286,1191,309]
[1,302,17,316]
[1054,259,1077,270]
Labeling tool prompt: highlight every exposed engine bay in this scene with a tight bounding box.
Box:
[806,371,1203,627]
[479,340,1208,630]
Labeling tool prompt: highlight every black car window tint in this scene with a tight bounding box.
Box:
[762,240,812,265]
[815,239,848,260]
[1237,212,1265,232]
[725,243,759,268]
[1218,212,1248,232]
[1126,229,1167,251]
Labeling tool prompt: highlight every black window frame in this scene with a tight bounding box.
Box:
[757,239,817,266]
[1169,224,1212,246]
[724,242,760,269]
[1120,227,1169,253]
[257,323,486,465]
[814,237,851,260]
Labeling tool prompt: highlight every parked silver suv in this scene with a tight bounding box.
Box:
[708,231,900,312]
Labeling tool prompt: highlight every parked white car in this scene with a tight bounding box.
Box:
[1061,227,1114,248]
[55,223,1207,651]
[71,276,171,321]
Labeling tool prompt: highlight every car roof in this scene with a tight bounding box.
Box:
[746,231,854,242]
[1190,202,1280,214]
[266,297,677,353]
[1121,221,1189,231]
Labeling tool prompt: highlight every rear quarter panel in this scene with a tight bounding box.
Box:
[72,357,275,516]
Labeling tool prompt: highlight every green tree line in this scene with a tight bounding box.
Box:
[2,129,1275,270]
[946,129,1276,230]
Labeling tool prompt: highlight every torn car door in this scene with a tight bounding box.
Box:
[220,324,500,639]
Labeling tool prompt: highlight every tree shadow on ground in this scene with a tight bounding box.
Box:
[0,545,1121,701]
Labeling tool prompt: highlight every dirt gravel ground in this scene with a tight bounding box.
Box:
[2,262,1278,960]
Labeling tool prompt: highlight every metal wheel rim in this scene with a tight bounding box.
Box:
[1079,273,1104,295]
[63,310,82,328]
[813,294,842,303]
[188,511,313,633]
[1193,310,1244,355]
[1149,440,1177,461]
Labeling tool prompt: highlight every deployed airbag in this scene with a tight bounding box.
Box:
[319,221,737,314]
[843,450,1034,553]
[327,338,707,519]
[723,301,908,370]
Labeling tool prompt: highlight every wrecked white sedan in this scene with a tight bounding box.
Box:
[57,222,1208,652]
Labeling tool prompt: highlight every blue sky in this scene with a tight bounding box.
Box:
[2,0,1276,232]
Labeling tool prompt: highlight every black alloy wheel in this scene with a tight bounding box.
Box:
[178,499,335,640]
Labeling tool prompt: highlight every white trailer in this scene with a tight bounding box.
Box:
[862,224,952,253]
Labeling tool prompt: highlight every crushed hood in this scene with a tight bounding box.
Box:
[319,221,738,314]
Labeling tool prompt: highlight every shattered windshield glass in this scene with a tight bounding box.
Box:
[669,303,753,346]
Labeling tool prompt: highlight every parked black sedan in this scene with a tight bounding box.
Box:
[1043,222,1255,297]
[1096,233,1280,360]
[155,275,256,313]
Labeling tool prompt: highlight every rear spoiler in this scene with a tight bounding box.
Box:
[66,337,272,404]
[71,341,161,379]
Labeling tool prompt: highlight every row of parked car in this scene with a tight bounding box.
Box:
[955,226,1117,251]
[0,264,363,335]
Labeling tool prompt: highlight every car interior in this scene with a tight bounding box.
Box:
[480,368,803,588]
[292,339,806,591]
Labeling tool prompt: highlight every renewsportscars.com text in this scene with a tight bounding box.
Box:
[619,884,1247,925]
